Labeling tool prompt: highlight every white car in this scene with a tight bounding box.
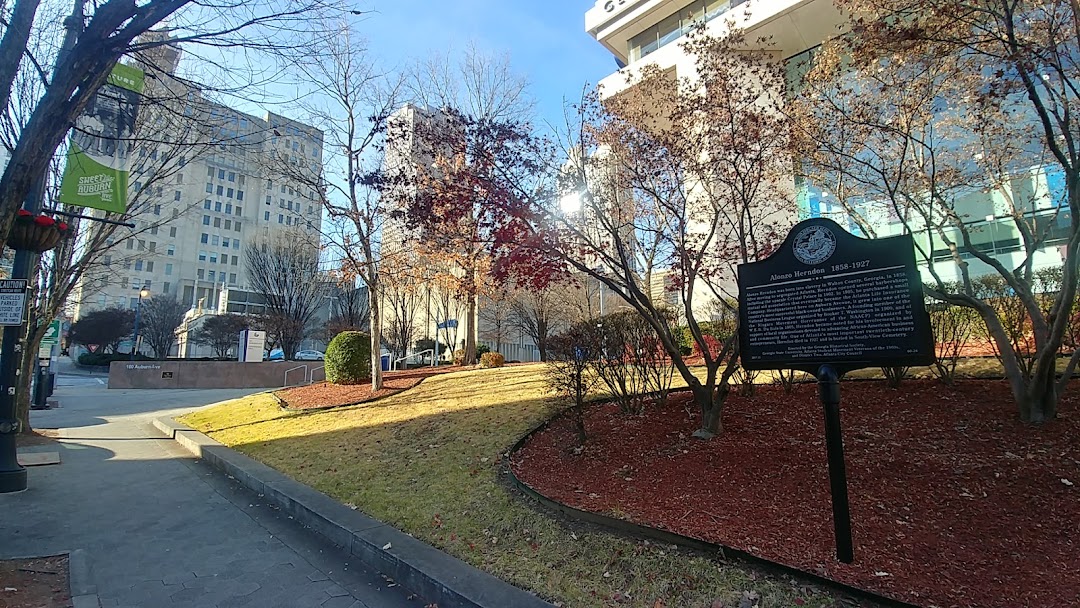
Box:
[294,350,325,361]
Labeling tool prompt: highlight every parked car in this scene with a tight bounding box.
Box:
[294,350,325,361]
[267,349,285,361]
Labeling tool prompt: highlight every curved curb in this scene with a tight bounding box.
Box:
[506,411,925,608]
[152,417,553,608]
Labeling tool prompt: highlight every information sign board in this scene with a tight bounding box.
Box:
[41,320,61,345]
[738,218,934,371]
[0,280,28,326]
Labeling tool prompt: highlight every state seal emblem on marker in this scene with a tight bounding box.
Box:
[793,225,837,265]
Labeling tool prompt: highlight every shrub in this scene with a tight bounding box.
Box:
[546,322,602,446]
[453,348,466,365]
[325,331,372,385]
[476,343,491,357]
[479,352,505,368]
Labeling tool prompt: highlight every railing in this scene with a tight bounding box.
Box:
[309,365,325,384]
[391,349,434,371]
[283,365,308,387]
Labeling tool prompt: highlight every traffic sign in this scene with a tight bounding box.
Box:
[0,279,28,326]
[41,319,61,345]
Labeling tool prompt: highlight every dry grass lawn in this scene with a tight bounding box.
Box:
[182,365,842,608]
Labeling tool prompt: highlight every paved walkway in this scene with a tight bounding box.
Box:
[1,382,427,608]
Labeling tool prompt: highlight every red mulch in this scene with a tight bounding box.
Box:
[275,366,466,409]
[511,379,1080,608]
[0,555,71,608]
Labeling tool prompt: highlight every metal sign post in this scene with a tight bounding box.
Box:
[738,218,935,563]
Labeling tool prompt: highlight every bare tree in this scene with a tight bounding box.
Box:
[508,282,571,361]
[795,0,1080,422]
[539,30,793,438]
[140,293,186,358]
[244,232,326,360]
[479,289,512,354]
[267,20,403,389]
[381,259,421,361]
[193,313,248,358]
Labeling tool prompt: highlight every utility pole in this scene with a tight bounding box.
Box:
[0,0,85,493]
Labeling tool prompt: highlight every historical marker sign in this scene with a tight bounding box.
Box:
[738,218,934,371]
[0,280,28,326]
[736,218,934,565]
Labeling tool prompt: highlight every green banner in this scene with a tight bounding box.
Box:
[58,63,145,213]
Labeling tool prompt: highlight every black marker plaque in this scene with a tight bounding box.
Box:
[736,218,934,564]
[738,218,933,370]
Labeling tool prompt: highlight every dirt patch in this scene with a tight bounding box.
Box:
[0,555,71,608]
[15,430,59,449]
[276,366,465,410]
[512,379,1080,608]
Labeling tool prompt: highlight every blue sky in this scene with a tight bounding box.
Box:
[360,0,618,128]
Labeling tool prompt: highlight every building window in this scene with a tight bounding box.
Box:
[198,269,205,280]
[138,239,146,250]
[167,244,175,255]
[233,240,239,249]
[265,195,271,205]
[212,235,220,246]
[146,261,154,272]
[238,175,245,186]
[229,273,236,284]
[177,173,183,184]
[213,217,221,227]
[227,188,234,198]
[206,183,213,193]
[150,226,158,235]
[154,204,161,215]
[173,190,181,201]
[280,185,286,193]
[228,172,236,182]
[231,255,238,266]
[278,214,283,224]
[264,211,270,220]
[148,242,156,252]
[286,216,292,226]
[216,185,223,196]
[207,166,214,177]
[135,260,144,271]
[201,233,208,243]
[165,263,173,275]
[103,255,112,266]
[236,190,244,201]
[210,253,218,263]
[235,206,242,216]
[163,282,171,293]
[215,201,222,212]
[127,238,134,250]
[225,203,233,214]
[208,270,216,282]
[218,169,225,179]
[169,227,177,238]
[199,251,207,261]
[204,200,212,210]
[224,220,232,230]
[202,215,210,225]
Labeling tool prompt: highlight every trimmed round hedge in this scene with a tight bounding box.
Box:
[325,331,372,385]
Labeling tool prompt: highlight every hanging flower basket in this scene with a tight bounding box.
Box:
[7,210,70,253]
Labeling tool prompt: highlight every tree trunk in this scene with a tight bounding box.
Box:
[369,294,383,390]
[464,295,477,365]
[1022,358,1058,423]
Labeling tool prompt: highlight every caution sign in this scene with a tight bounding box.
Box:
[0,279,28,326]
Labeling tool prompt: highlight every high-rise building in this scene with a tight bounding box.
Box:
[72,34,325,329]
[585,0,1069,284]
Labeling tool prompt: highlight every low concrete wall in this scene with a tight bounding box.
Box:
[108,360,306,389]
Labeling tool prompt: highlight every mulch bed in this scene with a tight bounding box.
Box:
[0,555,71,608]
[275,366,466,410]
[511,379,1080,608]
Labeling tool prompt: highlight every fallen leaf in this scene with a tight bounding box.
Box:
[1062,478,1074,487]
[382,542,392,550]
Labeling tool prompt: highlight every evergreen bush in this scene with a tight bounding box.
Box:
[325,331,372,385]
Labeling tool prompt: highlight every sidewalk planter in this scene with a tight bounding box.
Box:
[7,211,70,253]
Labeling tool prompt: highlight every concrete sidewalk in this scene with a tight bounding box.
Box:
[0,386,427,608]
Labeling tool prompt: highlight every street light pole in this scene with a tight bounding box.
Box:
[131,288,150,360]
[0,0,85,494]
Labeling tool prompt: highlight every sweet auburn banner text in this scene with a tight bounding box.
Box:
[58,63,145,213]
